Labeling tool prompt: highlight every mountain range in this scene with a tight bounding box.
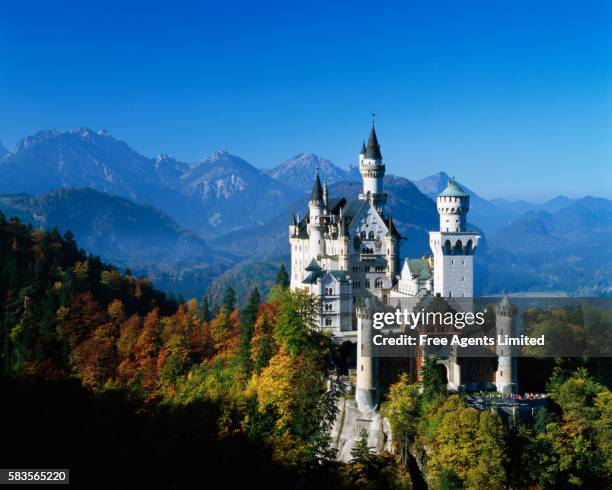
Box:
[0,128,609,298]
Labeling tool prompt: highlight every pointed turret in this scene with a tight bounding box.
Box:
[364,124,382,160]
[359,118,386,210]
[310,170,323,202]
[360,141,366,155]
[387,215,400,238]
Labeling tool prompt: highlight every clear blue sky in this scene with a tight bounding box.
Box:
[1,0,610,200]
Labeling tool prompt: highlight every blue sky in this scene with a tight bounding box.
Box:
[0,0,610,200]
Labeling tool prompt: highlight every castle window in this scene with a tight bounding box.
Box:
[368,231,374,239]
[461,276,465,282]
[325,318,332,326]
[325,303,332,311]
[375,278,383,288]
[500,370,503,377]
[326,287,333,295]
[444,240,452,254]
[466,240,473,254]
[454,240,463,254]
[451,260,454,266]
[360,231,366,239]
[365,280,371,288]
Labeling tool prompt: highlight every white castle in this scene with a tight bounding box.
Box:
[289,123,518,412]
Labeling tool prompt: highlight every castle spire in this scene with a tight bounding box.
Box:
[364,122,382,160]
[310,169,323,202]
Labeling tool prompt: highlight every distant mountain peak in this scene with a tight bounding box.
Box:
[154,153,177,165]
[209,149,230,160]
[269,153,361,192]
[12,129,61,152]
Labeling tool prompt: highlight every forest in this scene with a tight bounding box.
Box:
[0,211,610,489]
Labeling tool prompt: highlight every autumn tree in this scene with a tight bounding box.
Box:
[425,396,507,489]
[274,289,319,357]
[382,373,420,464]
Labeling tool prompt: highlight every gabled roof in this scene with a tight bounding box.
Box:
[439,179,469,198]
[328,270,348,282]
[304,258,322,271]
[302,270,323,284]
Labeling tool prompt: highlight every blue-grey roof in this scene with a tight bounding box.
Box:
[329,270,348,281]
[439,180,469,198]
[310,171,323,201]
[406,258,432,280]
[305,258,322,271]
[364,125,382,160]
[302,271,322,284]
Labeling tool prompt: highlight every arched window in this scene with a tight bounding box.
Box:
[375,278,383,288]
[454,240,463,254]
[368,231,375,239]
[465,240,473,254]
[444,240,452,254]
[360,231,366,239]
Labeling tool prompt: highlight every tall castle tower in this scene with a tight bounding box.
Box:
[356,298,378,413]
[308,171,325,260]
[359,122,386,212]
[495,296,518,394]
[428,180,480,297]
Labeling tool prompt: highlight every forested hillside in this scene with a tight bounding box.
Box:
[0,213,409,488]
[1,213,609,489]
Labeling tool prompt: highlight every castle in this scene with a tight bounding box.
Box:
[289,123,517,412]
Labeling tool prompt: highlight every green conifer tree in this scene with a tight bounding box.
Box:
[275,264,290,289]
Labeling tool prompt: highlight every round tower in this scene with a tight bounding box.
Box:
[359,121,386,211]
[385,216,400,280]
[495,296,518,394]
[308,171,325,259]
[356,298,378,413]
[437,179,469,232]
[338,209,350,271]
[429,179,480,298]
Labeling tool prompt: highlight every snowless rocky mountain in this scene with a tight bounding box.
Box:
[180,150,295,230]
[268,153,361,192]
[153,153,190,187]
